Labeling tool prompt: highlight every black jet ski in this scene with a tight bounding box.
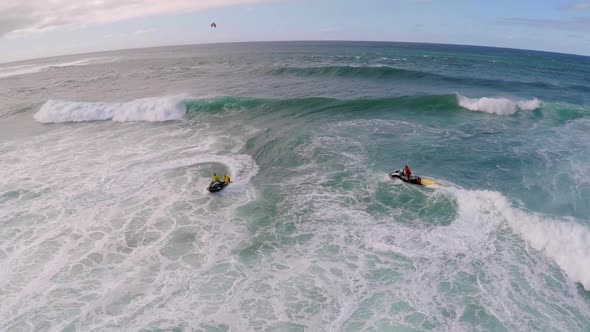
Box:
[207,181,229,193]
[389,170,436,186]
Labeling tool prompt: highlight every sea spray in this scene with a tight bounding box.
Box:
[34,96,188,123]
[457,94,541,115]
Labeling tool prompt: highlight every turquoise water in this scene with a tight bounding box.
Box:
[1,42,590,330]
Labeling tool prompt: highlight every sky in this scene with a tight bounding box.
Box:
[1,0,590,63]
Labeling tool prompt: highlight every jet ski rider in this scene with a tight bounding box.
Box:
[403,165,412,179]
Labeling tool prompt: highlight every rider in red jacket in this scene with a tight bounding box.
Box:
[403,165,412,178]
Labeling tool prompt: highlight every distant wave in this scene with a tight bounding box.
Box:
[456,94,541,115]
[0,64,31,71]
[269,65,435,79]
[35,93,585,124]
[0,57,119,79]
[268,65,589,93]
[34,96,187,123]
[185,94,543,116]
[34,94,455,124]
[0,105,34,119]
[186,94,460,113]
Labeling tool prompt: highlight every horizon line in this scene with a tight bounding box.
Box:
[3,39,589,65]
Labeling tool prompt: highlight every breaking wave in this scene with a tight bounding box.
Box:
[456,94,542,115]
[34,97,187,123]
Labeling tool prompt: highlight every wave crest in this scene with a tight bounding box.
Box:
[448,187,590,289]
[33,93,556,124]
[457,94,541,115]
[34,97,187,123]
[269,65,417,78]
[0,57,119,79]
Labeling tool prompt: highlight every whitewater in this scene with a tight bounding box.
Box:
[1,42,590,331]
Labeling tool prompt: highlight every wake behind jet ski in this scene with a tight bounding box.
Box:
[389,165,436,186]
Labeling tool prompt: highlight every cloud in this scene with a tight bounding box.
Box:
[0,0,272,38]
[500,17,590,31]
[319,26,340,33]
[134,28,154,35]
[566,2,590,10]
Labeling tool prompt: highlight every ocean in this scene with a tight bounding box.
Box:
[1,41,589,331]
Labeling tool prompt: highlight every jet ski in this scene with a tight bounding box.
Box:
[207,181,229,193]
[389,170,436,186]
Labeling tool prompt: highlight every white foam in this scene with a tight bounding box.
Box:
[446,187,590,289]
[0,114,261,330]
[0,57,119,79]
[34,96,188,123]
[148,153,259,193]
[309,118,590,293]
[457,94,541,115]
